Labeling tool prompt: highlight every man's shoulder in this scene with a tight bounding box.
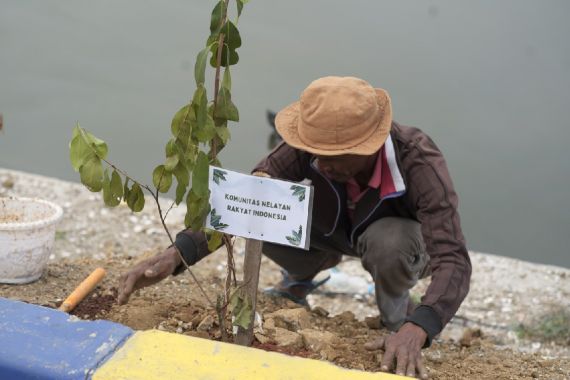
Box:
[391,121,430,143]
[251,141,312,180]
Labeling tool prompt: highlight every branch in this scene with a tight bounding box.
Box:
[163,200,176,220]
[149,187,216,309]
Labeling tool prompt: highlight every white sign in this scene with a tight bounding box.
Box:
[206,166,313,250]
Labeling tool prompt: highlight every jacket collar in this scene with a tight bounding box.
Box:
[307,132,406,240]
[379,134,406,199]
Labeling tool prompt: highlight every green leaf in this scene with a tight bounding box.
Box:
[175,183,187,205]
[237,0,244,18]
[102,170,120,207]
[152,165,173,193]
[72,125,81,139]
[181,144,198,166]
[209,44,239,67]
[79,156,103,192]
[216,126,231,144]
[237,0,250,18]
[209,0,224,35]
[165,138,183,157]
[173,163,189,205]
[194,47,209,86]
[192,151,210,197]
[70,126,94,171]
[70,125,109,172]
[164,155,179,171]
[215,87,239,121]
[229,289,240,310]
[82,131,108,159]
[171,104,194,142]
[222,67,231,90]
[185,189,210,230]
[192,85,208,131]
[222,21,241,51]
[123,178,130,200]
[207,36,219,51]
[230,292,253,330]
[127,183,145,212]
[187,192,202,218]
[207,230,224,252]
[193,114,217,142]
[110,169,123,200]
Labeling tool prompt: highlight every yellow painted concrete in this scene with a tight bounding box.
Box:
[94,330,410,380]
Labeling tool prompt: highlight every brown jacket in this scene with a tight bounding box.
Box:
[175,122,471,340]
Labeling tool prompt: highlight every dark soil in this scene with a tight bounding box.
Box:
[68,288,118,319]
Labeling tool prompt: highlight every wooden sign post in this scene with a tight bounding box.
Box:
[234,239,262,346]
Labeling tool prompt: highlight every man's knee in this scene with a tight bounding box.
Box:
[358,217,426,274]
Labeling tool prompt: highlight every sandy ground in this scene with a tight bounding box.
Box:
[1,168,569,379]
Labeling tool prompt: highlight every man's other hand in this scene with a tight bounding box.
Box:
[364,322,428,379]
[117,245,181,305]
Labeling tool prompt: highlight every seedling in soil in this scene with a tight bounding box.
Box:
[69,0,252,343]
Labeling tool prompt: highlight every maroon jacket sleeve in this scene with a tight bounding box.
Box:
[404,133,472,344]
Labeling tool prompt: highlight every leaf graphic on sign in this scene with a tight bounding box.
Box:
[290,185,306,202]
[212,168,228,185]
[210,208,229,230]
[285,225,302,246]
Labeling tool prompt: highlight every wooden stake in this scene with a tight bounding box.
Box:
[235,239,262,346]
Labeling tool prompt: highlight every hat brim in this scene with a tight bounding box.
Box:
[275,88,392,156]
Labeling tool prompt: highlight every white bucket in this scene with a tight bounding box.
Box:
[0,197,63,284]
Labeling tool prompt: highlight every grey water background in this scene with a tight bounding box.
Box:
[1,1,569,268]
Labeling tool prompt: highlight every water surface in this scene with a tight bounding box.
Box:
[1,1,569,267]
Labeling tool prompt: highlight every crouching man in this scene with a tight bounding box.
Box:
[118,76,471,379]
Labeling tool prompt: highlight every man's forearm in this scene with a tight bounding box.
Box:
[172,229,212,275]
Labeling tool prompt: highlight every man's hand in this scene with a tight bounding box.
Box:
[364,322,428,379]
[117,245,181,305]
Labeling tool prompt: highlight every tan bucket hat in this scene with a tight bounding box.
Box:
[275,76,392,156]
